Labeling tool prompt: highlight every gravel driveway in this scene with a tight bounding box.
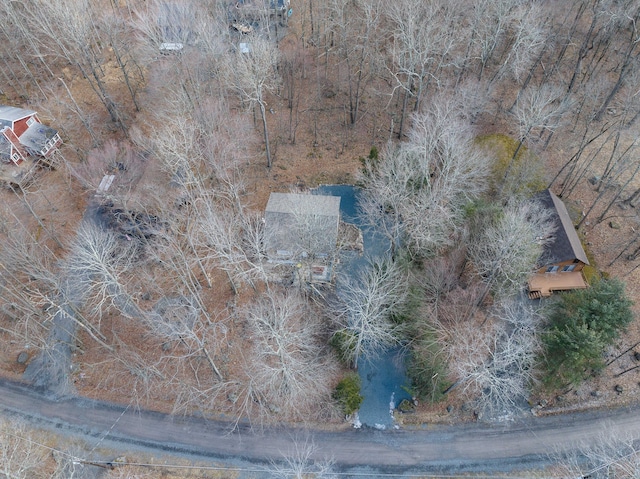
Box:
[2,378,639,476]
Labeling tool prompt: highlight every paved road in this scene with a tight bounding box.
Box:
[1,379,638,475]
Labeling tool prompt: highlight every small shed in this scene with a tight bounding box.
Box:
[528,189,589,298]
[264,192,341,261]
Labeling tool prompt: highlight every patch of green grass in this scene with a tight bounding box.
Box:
[406,356,450,404]
[406,328,451,403]
[578,231,600,284]
[308,170,354,186]
[475,133,546,197]
[333,372,364,415]
[330,330,356,365]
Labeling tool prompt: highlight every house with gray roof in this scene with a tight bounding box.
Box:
[528,189,590,298]
[0,106,61,165]
[264,192,341,262]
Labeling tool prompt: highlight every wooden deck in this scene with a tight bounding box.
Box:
[528,271,588,298]
[0,153,59,188]
[0,158,39,188]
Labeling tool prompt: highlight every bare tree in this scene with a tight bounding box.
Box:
[101,14,145,112]
[132,84,252,208]
[555,428,640,479]
[592,2,640,121]
[360,98,490,257]
[135,108,206,193]
[130,87,263,303]
[0,419,48,479]
[384,0,462,137]
[65,139,146,192]
[419,247,467,306]
[492,3,550,86]
[327,0,383,126]
[468,199,555,303]
[18,0,127,128]
[279,39,309,146]
[132,0,199,51]
[554,119,613,196]
[89,333,167,412]
[147,294,225,382]
[578,130,640,227]
[446,296,544,419]
[49,78,102,147]
[332,256,408,367]
[0,209,60,347]
[242,287,338,419]
[268,434,337,479]
[0,211,118,394]
[223,36,281,168]
[465,0,515,82]
[501,84,570,197]
[192,197,268,290]
[64,221,142,328]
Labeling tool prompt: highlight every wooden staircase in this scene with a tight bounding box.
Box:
[528,290,543,300]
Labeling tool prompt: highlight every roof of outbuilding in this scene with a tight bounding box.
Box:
[265,192,341,217]
[0,106,36,123]
[534,189,590,266]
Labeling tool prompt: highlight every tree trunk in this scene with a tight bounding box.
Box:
[501,134,528,186]
[594,19,639,121]
[562,127,616,197]
[258,100,272,168]
[595,146,640,224]
[509,44,548,112]
[397,79,412,139]
[564,6,597,97]
[59,77,100,146]
[546,0,587,83]
[112,42,142,112]
[624,186,640,207]
[202,344,224,380]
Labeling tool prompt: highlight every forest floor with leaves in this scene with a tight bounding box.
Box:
[2,95,640,435]
[2,23,640,433]
[248,88,640,424]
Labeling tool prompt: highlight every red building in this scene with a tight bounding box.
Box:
[0,106,62,165]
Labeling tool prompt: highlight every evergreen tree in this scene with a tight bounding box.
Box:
[541,279,633,388]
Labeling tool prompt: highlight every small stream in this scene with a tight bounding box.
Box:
[314,185,411,429]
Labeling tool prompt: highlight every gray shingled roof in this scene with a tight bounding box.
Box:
[19,123,58,155]
[0,106,35,123]
[0,131,12,161]
[534,189,590,266]
[265,193,341,217]
[264,193,341,257]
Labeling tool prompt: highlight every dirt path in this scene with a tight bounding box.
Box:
[1,378,638,475]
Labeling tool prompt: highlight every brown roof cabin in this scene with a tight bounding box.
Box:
[528,189,590,299]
